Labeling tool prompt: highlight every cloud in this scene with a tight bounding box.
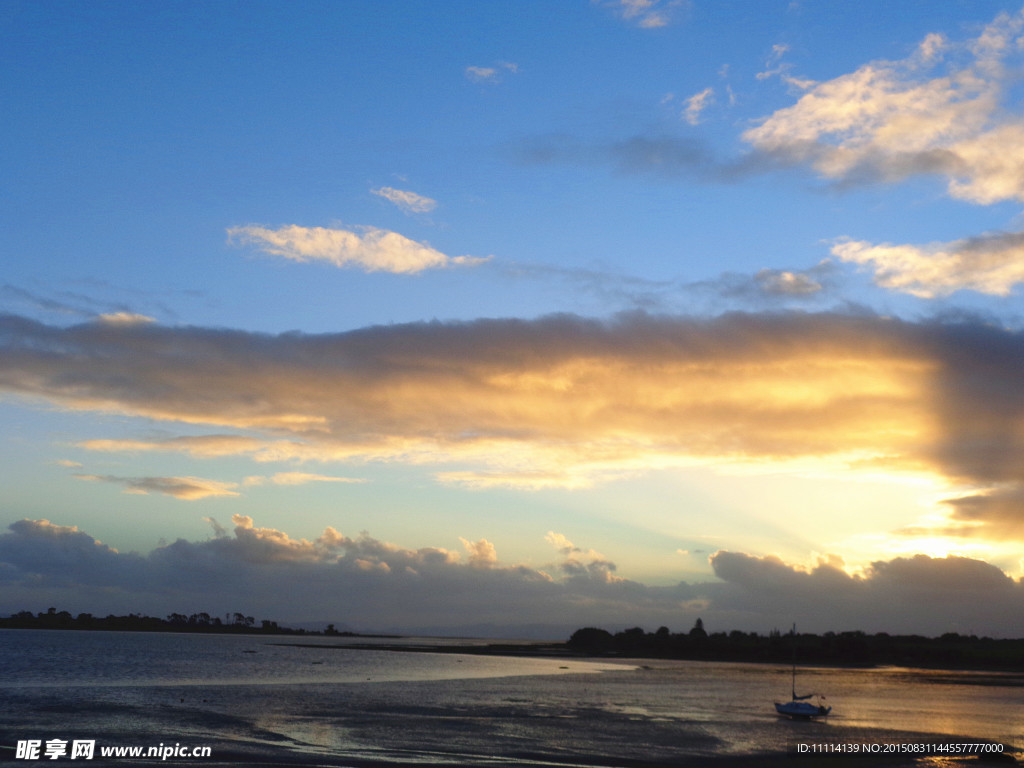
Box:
[371,186,437,214]
[96,312,156,326]
[1,516,1022,637]
[743,9,1024,204]
[7,310,1024,537]
[460,537,498,567]
[512,132,804,184]
[465,66,496,82]
[925,488,1024,541]
[604,0,684,29]
[831,231,1024,297]
[74,474,240,500]
[708,549,1024,636]
[465,62,518,83]
[683,87,714,125]
[545,531,620,583]
[497,260,831,315]
[752,268,822,296]
[544,531,579,555]
[756,43,791,81]
[1,283,178,326]
[243,472,365,486]
[0,519,149,591]
[735,10,1024,298]
[2,284,87,318]
[78,435,296,460]
[227,224,488,274]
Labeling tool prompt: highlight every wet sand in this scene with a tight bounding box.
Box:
[2,641,1017,767]
[3,680,1015,768]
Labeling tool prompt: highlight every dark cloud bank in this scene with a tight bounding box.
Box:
[1,516,1023,638]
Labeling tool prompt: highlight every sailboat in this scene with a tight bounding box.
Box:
[774,624,831,719]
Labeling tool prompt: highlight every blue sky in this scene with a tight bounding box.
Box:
[5,1,1024,637]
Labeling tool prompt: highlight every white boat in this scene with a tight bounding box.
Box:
[774,695,831,719]
[774,624,831,719]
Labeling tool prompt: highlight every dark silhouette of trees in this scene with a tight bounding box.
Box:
[0,608,340,636]
[564,622,1024,672]
[567,627,615,653]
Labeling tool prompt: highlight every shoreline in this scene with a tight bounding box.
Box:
[271,638,1024,678]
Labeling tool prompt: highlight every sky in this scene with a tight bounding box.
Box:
[4,0,1024,639]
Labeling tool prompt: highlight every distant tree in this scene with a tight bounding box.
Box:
[689,618,707,638]
[567,627,614,653]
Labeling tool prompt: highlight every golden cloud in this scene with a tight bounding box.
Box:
[5,311,1024,536]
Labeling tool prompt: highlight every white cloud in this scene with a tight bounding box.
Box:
[744,9,1024,204]
[371,186,437,214]
[606,0,683,29]
[228,224,488,274]
[465,62,518,84]
[831,231,1024,297]
[465,66,497,82]
[683,87,714,125]
[756,43,791,81]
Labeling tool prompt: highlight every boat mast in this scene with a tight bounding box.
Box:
[790,623,797,700]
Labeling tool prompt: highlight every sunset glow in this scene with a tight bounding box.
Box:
[4,1,1024,638]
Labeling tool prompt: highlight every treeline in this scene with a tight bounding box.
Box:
[0,607,347,636]
[567,620,1024,671]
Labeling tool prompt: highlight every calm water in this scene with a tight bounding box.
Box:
[1,629,1021,766]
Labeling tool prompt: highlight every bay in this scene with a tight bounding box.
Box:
[1,629,1021,766]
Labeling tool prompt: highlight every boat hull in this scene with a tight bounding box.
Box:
[775,700,831,719]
